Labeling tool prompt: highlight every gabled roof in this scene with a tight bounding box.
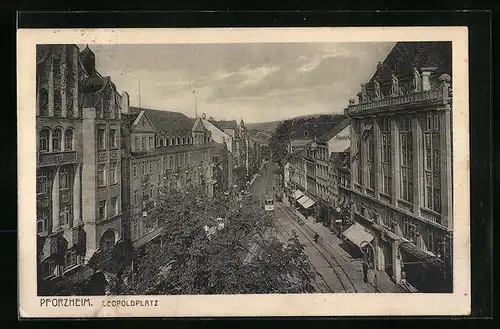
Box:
[321,118,351,142]
[130,107,194,135]
[369,41,452,84]
[211,120,238,130]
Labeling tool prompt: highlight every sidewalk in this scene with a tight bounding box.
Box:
[281,198,405,293]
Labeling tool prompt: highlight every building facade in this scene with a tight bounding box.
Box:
[36,45,128,292]
[344,42,453,292]
[122,108,215,250]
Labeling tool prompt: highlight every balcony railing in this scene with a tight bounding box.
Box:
[347,87,446,115]
[38,151,77,167]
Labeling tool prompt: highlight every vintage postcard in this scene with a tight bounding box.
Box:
[18,27,470,318]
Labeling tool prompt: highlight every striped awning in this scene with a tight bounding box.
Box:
[297,195,316,209]
[302,197,316,209]
[293,189,305,200]
[342,223,374,249]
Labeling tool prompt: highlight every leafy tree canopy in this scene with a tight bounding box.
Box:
[124,186,316,295]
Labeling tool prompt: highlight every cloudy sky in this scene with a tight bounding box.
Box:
[86,42,395,123]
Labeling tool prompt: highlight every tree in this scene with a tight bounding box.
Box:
[124,186,316,295]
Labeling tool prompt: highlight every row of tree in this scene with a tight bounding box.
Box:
[121,185,316,295]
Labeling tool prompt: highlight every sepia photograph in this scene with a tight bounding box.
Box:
[18,27,470,317]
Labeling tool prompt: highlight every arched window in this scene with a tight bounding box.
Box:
[39,88,49,116]
[53,90,62,117]
[64,129,73,151]
[52,128,62,151]
[39,128,50,152]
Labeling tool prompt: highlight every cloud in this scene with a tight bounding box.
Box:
[90,42,395,122]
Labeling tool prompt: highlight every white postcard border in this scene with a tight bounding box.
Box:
[17,27,470,318]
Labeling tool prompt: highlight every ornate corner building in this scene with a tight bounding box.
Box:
[344,42,453,292]
[36,45,128,294]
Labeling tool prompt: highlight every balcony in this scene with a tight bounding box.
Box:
[38,151,77,167]
[346,87,448,117]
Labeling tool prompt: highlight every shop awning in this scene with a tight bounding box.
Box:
[302,197,316,209]
[342,223,374,249]
[296,195,316,209]
[296,195,308,206]
[399,241,444,270]
[293,190,305,200]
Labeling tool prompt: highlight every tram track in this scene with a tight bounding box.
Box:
[271,216,333,293]
[276,203,358,293]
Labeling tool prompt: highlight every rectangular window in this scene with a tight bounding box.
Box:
[98,200,106,221]
[424,113,442,213]
[400,117,413,202]
[111,197,118,216]
[59,167,70,190]
[428,228,436,253]
[382,210,393,230]
[142,162,146,175]
[366,128,375,189]
[380,118,392,195]
[110,162,117,185]
[98,127,106,150]
[149,162,153,174]
[149,137,154,149]
[37,173,48,195]
[98,164,106,187]
[59,203,72,226]
[134,190,138,206]
[64,249,77,269]
[37,208,48,233]
[142,137,147,151]
[135,137,139,151]
[42,260,56,278]
[133,163,137,178]
[133,220,140,239]
[403,216,418,244]
[109,128,117,149]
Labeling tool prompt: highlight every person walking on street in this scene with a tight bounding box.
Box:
[313,233,320,244]
[362,262,369,283]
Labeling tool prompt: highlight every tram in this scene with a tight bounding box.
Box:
[264,198,275,211]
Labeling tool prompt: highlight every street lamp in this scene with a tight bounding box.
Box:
[360,240,378,291]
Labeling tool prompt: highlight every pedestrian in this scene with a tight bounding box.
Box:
[362,262,369,283]
[313,233,320,244]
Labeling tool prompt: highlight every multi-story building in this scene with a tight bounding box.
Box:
[121,107,215,250]
[344,41,453,292]
[36,45,128,292]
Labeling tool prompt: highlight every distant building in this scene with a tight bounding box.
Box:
[344,41,453,292]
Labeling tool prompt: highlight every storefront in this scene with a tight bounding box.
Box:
[296,194,316,217]
[341,222,375,258]
[398,241,448,293]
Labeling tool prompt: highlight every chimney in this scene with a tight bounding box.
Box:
[421,67,437,91]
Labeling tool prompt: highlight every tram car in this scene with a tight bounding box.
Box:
[264,198,275,211]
